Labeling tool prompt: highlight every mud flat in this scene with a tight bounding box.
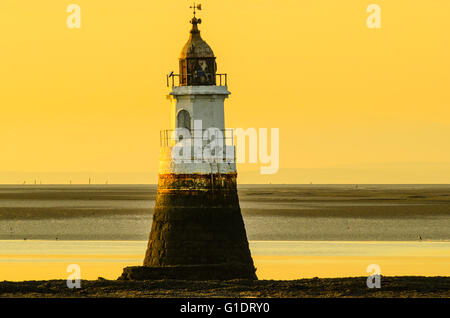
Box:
[0,276,449,298]
[1,184,450,220]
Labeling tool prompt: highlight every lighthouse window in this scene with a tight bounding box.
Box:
[177,110,191,131]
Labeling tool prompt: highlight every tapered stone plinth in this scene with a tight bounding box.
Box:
[119,173,257,281]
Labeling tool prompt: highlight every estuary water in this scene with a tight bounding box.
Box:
[1,240,449,281]
[0,185,449,280]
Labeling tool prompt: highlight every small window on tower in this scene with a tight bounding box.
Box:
[177,110,191,131]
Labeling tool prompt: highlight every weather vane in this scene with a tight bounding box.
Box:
[190,2,202,17]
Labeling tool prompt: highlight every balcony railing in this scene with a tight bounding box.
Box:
[160,129,234,147]
[166,73,228,88]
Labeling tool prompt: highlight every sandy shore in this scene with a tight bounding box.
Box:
[1,276,449,298]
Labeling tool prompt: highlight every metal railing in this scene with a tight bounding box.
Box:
[160,129,234,147]
[166,73,228,88]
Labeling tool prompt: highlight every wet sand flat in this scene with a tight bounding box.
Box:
[0,185,449,241]
[0,184,449,219]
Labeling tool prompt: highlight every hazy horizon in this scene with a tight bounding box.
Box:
[1,161,449,184]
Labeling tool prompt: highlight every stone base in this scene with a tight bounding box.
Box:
[118,263,258,281]
[144,173,256,272]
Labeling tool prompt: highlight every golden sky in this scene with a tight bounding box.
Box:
[0,0,449,184]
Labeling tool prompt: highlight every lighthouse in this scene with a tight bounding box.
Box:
[120,6,257,280]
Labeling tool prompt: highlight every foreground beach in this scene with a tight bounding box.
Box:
[1,276,449,298]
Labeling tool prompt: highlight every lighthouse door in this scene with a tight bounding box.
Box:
[177,110,191,131]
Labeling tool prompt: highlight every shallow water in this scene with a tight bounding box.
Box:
[0,240,449,281]
[0,185,449,280]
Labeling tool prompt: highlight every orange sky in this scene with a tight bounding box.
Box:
[0,0,449,184]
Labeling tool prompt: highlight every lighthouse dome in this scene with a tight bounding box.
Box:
[179,17,217,86]
[180,17,215,59]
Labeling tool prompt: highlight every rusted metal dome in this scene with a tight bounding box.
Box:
[180,17,215,59]
[178,16,217,86]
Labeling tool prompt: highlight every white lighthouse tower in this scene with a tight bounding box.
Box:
[121,5,256,281]
[160,11,236,176]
